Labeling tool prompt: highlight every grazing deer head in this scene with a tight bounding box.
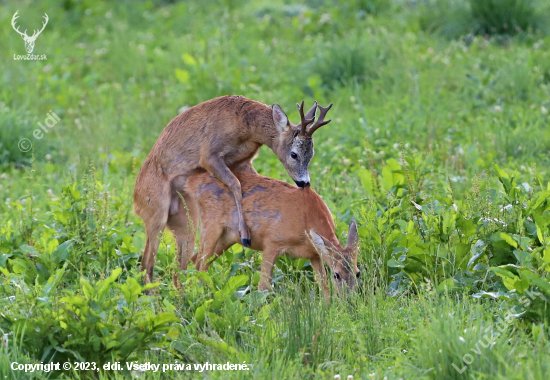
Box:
[310,221,360,295]
[11,11,49,54]
[271,101,333,188]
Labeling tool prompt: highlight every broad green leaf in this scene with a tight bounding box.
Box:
[436,278,455,293]
[42,267,66,296]
[175,69,190,85]
[151,312,179,327]
[52,240,72,264]
[121,277,142,304]
[519,270,550,297]
[19,244,39,256]
[500,233,518,248]
[489,266,516,279]
[493,163,511,194]
[467,239,487,269]
[80,277,95,299]
[457,216,477,237]
[142,282,161,291]
[97,267,123,299]
[195,271,214,291]
[388,258,405,268]
[195,305,206,325]
[60,296,86,307]
[536,225,544,244]
[222,275,248,296]
[182,53,197,66]
[197,336,238,356]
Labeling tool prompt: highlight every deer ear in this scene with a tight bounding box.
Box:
[310,228,333,264]
[310,228,325,250]
[272,103,289,134]
[346,221,359,251]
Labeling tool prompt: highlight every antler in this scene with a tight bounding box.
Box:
[30,14,48,39]
[11,11,28,38]
[296,101,316,137]
[307,103,333,136]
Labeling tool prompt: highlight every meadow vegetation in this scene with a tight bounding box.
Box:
[1,0,550,378]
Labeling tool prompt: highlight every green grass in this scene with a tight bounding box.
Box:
[417,0,550,39]
[1,0,550,378]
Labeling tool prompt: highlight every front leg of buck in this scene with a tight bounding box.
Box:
[230,160,258,175]
[201,156,251,246]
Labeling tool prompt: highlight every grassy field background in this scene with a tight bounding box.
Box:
[1,0,550,378]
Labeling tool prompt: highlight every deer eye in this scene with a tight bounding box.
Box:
[356,271,361,279]
[290,152,298,160]
[333,273,341,280]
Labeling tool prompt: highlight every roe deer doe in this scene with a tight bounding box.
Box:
[134,95,332,283]
[185,172,360,298]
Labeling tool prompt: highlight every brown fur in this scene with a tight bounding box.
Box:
[133,95,325,284]
[185,172,359,299]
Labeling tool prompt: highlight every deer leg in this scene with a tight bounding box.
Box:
[230,160,258,175]
[134,160,172,286]
[201,156,251,247]
[196,225,225,271]
[201,239,231,272]
[166,191,198,287]
[310,257,330,300]
[258,248,279,291]
[191,240,228,268]
[140,199,170,284]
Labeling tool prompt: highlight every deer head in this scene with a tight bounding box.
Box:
[271,100,333,188]
[310,221,360,295]
[11,11,49,54]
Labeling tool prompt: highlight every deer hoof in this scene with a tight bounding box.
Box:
[241,238,251,247]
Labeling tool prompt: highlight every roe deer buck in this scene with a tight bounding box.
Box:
[185,172,360,298]
[134,95,333,283]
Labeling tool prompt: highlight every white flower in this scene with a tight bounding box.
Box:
[0,173,6,180]
[334,375,341,380]
[542,106,548,114]
[494,105,502,112]
[319,13,331,24]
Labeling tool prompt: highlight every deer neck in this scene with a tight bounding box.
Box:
[249,114,280,151]
[302,188,343,250]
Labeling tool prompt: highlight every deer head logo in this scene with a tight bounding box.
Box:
[11,11,49,54]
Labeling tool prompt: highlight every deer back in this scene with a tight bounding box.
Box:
[185,172,340,249]
[150,96,273,177]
